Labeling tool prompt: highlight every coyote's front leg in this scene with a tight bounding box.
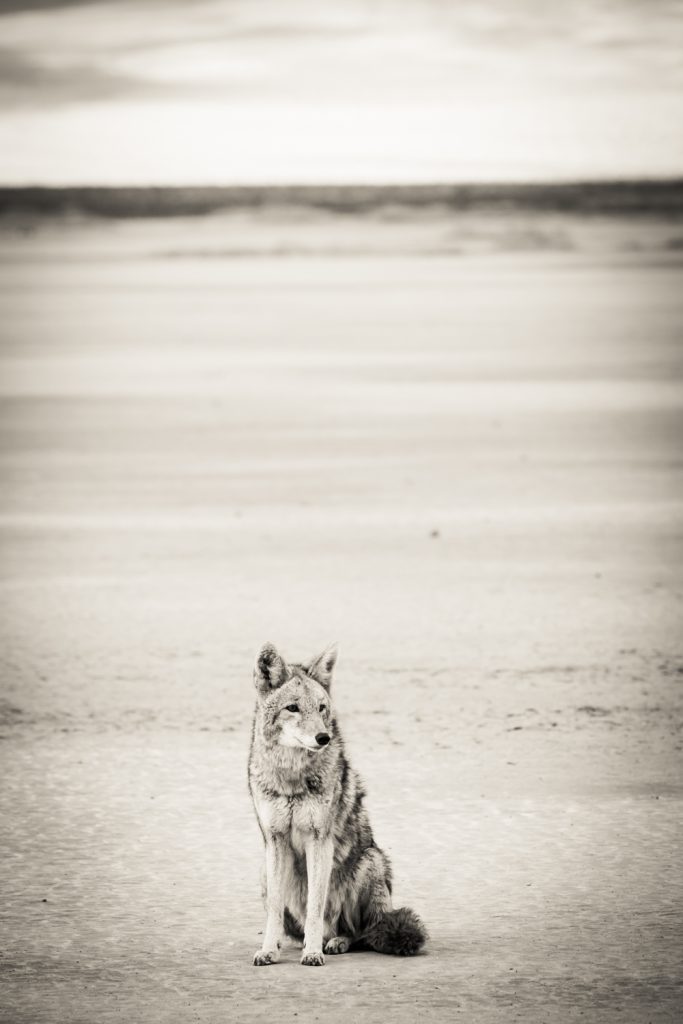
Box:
[301,835,333,966]
[253,838,290,966]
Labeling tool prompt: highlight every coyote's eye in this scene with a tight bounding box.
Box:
[319,703,326,713]
[285,703,299,713]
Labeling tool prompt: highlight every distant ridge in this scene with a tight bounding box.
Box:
[1,181,682,218]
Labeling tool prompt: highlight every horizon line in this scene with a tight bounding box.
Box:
[1,177,682,190]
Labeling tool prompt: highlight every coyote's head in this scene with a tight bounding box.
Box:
[253,642,339,751]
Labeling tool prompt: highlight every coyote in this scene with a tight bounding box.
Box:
[248,641,427,966]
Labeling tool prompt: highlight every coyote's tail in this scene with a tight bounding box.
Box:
[363,907,427,957]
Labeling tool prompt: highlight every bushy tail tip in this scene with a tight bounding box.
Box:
[364,907,427,957]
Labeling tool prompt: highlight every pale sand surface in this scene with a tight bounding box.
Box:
[1,217,682,1022]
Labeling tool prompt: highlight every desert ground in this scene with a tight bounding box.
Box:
[1,209,682,1022]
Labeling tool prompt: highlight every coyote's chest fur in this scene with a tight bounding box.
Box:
[247,642,427,966]
[251,750,334,857]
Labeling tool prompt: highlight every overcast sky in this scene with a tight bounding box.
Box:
[0,0,681,184]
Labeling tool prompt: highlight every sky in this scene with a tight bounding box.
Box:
[0,0,681,184]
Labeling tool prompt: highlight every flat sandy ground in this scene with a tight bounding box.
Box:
[1,213,682,1022]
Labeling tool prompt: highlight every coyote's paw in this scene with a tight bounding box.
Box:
[301,950,325,967]
[324,936,350,955]
[253,949,279,966]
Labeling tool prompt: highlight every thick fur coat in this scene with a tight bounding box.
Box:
[247,641,427,966]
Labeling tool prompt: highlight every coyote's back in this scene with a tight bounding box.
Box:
[248,641,427,966]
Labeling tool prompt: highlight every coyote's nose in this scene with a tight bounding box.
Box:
[315,732,330,747]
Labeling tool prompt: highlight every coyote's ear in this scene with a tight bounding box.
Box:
[305,642,339,690]
[254,642,288,695]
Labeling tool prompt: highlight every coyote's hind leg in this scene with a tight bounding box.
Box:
[324,936,351,955]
